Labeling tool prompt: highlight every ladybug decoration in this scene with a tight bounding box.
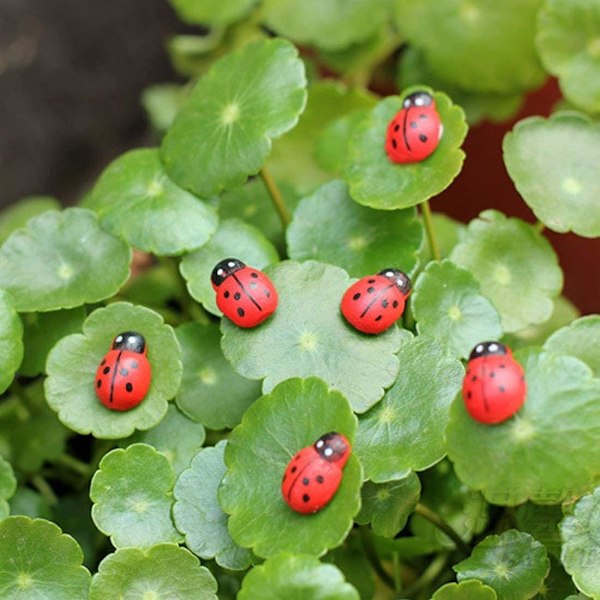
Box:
[95,331,152,411]
[463,341,526,425]
[282,432,351,515]
[211,258,278,328]
[340,268,412,335]
[385,91,443,164]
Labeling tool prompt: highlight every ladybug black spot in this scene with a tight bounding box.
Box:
[96,380,102,388]
[419,134,428,142]
[103,366,110,375]
[264,290,271,298]
[316,475,324,484]
[490,372,495,378]
[237,307,245,318]
[250,272,259,278]
[394,124,400,132]
[499,386,506,393]
[302,494,310,503]
[120,368,129,376]
[291,466,297,473]
[392,138,397,149]
[224,291,230,299]
[367,287,375,293]
[392,300,399,308]
[234,292,241,301]
[381,299,389,308]
[471,375,477,382]
[419,114,427,119]
[467,391,472,399]
[368,279,376,283]
[353,293,361,300]
[499,364,506,368]
[375,315,383,322]
[410,121,417,128]
[131,361,139,369]
[126,383,133,392]
[302,478,310,485]
[101,359,106,366]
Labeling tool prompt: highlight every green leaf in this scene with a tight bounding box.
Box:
[560,486,600,599]
[238,553,360,599]
[412,260,503,359]
[432,580,498,600]
[221,260,404,413]
[9,488,52,520]
[161,38,307,198]
[90,544,218,600]
[355,472,421,537]
[454,530,550,600]
[286,180,423,278]
[45,302,182,439]
[344,90,468,209]
[141,84,187,136]
[179,218,279,316]
[0,516,90,598]
[0,208,131,312]
[447,348,600,505]
[262,0,391,51]
[536,0,600,114]
[0,455,16,520]
[395,0,546,94]
[175,322,260,430]
[323,547,375,600]
[20,307,85,376]
[125,404,206,474]
[450,210,563,333]
[355,336,464,482]
[90,443,182,548]
[173,441,251,570]
[503,113,600,237]
[544,316,600,378]
[268,82,378,194]
[169,0,256,26]
[219,377,361,558]
[85,149,218,255]
[0,196,60,245]
[0,290,23,394]
[516,503,563,558]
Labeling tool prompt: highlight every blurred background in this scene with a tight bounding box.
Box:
[0,0,597,313]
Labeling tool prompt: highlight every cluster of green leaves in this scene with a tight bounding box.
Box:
[0,0,598,598]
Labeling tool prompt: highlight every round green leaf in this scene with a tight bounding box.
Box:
[286,180,423,278]
[126,404,205,474]
[0,196,60,245]
[20,307,85,377]
[0,455,16,520]
[503,113,600,237]
[90,544,218,600]
[161,38,307,198]
[179,218,279,316]
[560,486,600,599]
[219,377,361,558]
[447,348,600,505]
[432,580,498,600]
[221,260,404,413]
[544,316,600,378]
[450,210,563,333]
[141,84,186,136]
[454,530,550,600]
[0,208,131,312]
[0,290,23,394]
[85,148,218,256]
[0,516,90,598]
[262,0,391,51]
[412,259,503,359]
[323,547,375,600]
[173,441,251,570]
[355,471,421,538]
[537,0,600,114]
[175,322,260,430]
[344,91,468,209]
[395,0,546,94]
[169,0,256,26]
[45,302,182,439]
[355,336,464,482]
[238,553,359,600]
[91,443,182,548]
[9,489,52,520]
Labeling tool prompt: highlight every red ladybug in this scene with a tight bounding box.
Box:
[463,341,526,424]
[385,91,443,164]
[281,432,351,515]
[340,268,411,335]
[95,331,152,411]
[211,258,278,328]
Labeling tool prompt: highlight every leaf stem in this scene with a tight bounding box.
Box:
[392,551,402,593]
[414,503,470,556]
[420,200,441,261]
[55,453,90,478]
[359,527,395,590]
[260,166,291,228]
[31,474,58,506]
[403,553,449,598]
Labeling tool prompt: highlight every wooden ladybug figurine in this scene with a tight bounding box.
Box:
[211,258,278,328]
[463,341,526,425]
[282,432,351,515]
[95,331,152,411]
[341,268,411,335]
[385,91,443,164]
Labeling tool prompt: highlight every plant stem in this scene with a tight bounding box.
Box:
[31,474,58,506]
[260,166,291,228]
[414,503,470,556]
[420,200,441,261]
[392,551,402,593]
[55,453,90,477]
[359,527,395,590]
[403,553,449,598]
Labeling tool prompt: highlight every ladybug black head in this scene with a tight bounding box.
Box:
[469,341,508,360]
[211,258,245,287]
[314,432,349,463]
[378,268,412,295]
[112,331,146,354]
[403,91,433,109]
